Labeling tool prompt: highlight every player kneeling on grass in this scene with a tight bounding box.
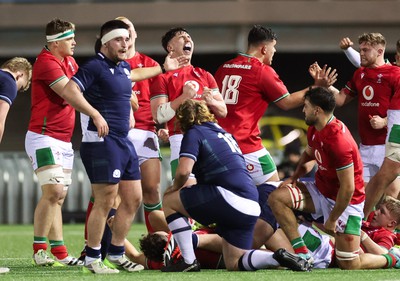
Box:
[268,87,400,270]
[161,96,312,272]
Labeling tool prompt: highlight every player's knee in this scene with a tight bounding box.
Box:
[36,166,64,187]
[120,196,142,213]
[336,249,360,270]
[267,188,285,208]
[285,183,305,210]
[142,187,161,202]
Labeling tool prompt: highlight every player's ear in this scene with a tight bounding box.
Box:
[15,71,24,81]
[261,45,266,54]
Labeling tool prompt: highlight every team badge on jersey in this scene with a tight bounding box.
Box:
[377,73,383,84]
[246,164,254,171]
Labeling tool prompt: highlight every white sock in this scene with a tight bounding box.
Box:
[168,216,196,264]
[239,250,279,270]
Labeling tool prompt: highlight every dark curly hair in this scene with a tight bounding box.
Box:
[139,233,166,262]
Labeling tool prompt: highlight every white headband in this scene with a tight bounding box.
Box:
[101,28,129,45]
[46,29,75,42]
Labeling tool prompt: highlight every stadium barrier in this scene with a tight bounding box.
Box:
[0,152,172,224]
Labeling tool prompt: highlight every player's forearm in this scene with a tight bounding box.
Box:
[280,89,305,110]
[292,150,314,179]
[131,93,139,111]
[343,47,361,68]
[61,81,100,118]
[329,88,347,107]
[170,95,189,111]
[130,66,162,82]
[173,173,190,190]
[330,184,353,222]
[208,100,227,118]
[360,232,388,255]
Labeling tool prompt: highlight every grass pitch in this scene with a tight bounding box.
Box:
[0,224,398,281]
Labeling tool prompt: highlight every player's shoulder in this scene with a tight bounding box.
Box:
[190,122,220,135]
[378,63,400,74]
[326,117,347,135]
[128,52,158,67]
[119,60,130,69]
[35,49,59,65]
[137,52,157,62]
[192,65,211,75]
[324,118,355,146]
[0,70,16,85]
[78,55,101,71]
[388,64,400,76]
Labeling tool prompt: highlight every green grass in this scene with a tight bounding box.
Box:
[0,224,399,281]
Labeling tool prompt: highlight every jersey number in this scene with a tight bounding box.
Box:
[220,75,242,104]
[218,132,242,153]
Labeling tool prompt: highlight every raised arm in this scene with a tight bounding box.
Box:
[308,62,353,107]
[276,63,338,111]
[340,37,361,68]
[130,53,189,82]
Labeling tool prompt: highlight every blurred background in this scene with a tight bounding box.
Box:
[0,0,399,223]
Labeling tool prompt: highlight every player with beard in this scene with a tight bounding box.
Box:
[269,87,400,270]
[310,33,400,215]
[63,19,184,274]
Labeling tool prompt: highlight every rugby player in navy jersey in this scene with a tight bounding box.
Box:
[60,19,143,274]
[61,18,187,273]
[161,94,312,272]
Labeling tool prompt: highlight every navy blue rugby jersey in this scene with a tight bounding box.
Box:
[180,122,258,201]
[0,70,17,105]
[72,53,132,138]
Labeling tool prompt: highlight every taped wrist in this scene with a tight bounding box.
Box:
[156,102,175,124]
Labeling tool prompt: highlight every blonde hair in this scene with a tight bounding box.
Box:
[175,99,216,133]
[358,32,386,47]
[380,195,400,225]
[1,57,32,91]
